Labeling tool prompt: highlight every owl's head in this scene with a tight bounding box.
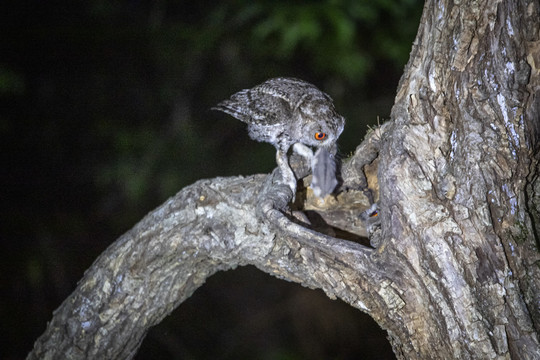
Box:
[294,96,345,149]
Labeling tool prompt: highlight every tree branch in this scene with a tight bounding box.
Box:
[28,142,391,359]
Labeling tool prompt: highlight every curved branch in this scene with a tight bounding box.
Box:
[27,168,391,359]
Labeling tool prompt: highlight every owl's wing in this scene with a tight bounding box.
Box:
[212,89,290,125]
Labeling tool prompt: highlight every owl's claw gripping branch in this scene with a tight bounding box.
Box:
[255,168,372,257]
[276,148,298,197]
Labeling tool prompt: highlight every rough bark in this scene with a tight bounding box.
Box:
[28,0,540,359]
[377,0,540,358]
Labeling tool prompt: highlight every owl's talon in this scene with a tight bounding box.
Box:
[277,165,297,201]
[287,180,297,202]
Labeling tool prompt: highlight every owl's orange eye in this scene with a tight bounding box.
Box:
[314,132,327,140]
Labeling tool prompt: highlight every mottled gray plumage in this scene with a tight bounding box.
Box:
[213,77,345,198]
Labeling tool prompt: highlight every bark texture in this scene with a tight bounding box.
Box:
[378,0,540,358]
[27,169,385,359]
[28,0,540,359]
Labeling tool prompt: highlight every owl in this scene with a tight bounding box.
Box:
[212,77,345,198]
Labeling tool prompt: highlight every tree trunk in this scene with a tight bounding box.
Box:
[377,0,540,358]
[28,0,540,359]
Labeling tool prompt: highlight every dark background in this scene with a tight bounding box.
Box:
[0,1,423,359]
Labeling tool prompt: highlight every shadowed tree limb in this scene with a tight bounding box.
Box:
[27,145,394,359]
